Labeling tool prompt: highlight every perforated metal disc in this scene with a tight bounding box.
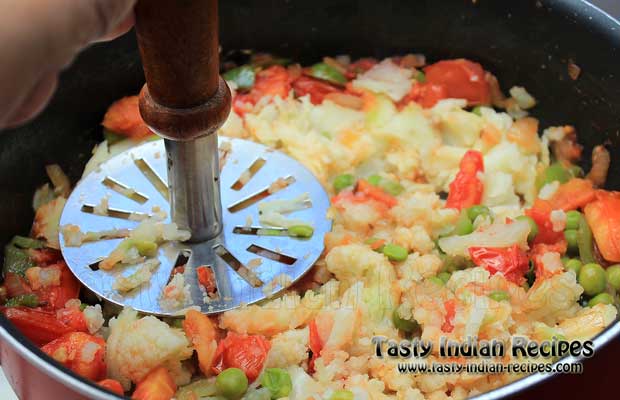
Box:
[59,138,331,316]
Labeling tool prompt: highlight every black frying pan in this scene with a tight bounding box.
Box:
[0,1,619,398]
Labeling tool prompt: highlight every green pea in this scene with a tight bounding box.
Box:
[216,368,248,399]
[367,174,382,186]
[392,309,419,333]
[382,244,408,262]
[538,163,571,188]
[438,272,451,284]
[261,368,292,399]
[310,62,347,84]
[564,229,579,253]
[288,225,314,239]
[364,237,385,252]
[488,290,510,302]
[516,215,538,242]
[565,210,582,230]
[588,293,614,307]
[606,265,620,291]
[564,259,583,275]
[466,205,492,223]
[454,210,474,236]
[471,106,482,116]
[380,180,404,196]
[415,71,426,83]
[428,276,445,286]
[333,174,355,193]
[330,390,354,400]
[578,263,607,296]
[223,65,256,90]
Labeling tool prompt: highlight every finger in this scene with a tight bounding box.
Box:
[4,72,58,129]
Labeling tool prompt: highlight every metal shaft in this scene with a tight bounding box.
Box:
[165,135,222,242]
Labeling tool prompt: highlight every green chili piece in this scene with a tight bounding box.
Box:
[309,63,347,84]
[223,65,256,90]
[288,225,314,239]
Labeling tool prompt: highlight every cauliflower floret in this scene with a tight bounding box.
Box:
[220,290,323,337]
[325,244,393,288]
[524,272,583,325]
[83,304,104,335]
[393,226,434,254]
[106,308,192,390]
[265,328,310,368]
[32,197,66,249]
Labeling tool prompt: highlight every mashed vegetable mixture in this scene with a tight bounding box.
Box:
[2,53,619,399]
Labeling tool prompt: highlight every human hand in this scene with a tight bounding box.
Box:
[0,0,137,129]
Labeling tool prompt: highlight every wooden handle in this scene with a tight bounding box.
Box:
[134,0,231,141]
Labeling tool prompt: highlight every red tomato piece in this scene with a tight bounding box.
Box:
[469,245,530,285]
[212,332,271,382]
[183,309,218,377]
[41,332,106,381]
[196,266,217,295]
[56,305,88,333]
[308,319,323,372]
[98,379,124,396]
[102,96,153,140]
[4,272,33,298]
[347,58,378,78]
[292,76,342,105]
[424,59,491,105]
[2,307,75,346]
[441,299,456,333]
[525,200,565,245]
[547,178,596,211]
[28,248,62,266]
[233,65,292,115]
[132,366,176,400]
[356,179,398,208]
[403,83,449,108]
[584,190,620,263]
[35,261,81,310]
[445,150,484,210]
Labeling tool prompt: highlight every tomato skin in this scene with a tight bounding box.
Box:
[404,83,448,108]
[308,319,323,372]
[469,245,530,285]
[441,299,456,333]
[2,307,75,346]
[98,379,124,396]
[41,332,106,381]
[526,201,565,245]
[424,59,490,105]
[584,190,620,263]
[183,309,218,376]
[445,150,484,210]
[212,332,270,382]
[132,366,176,400]
[292,76,342,105]
[530,242,567,280]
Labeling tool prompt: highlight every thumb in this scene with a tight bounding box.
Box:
[0,0,137,129]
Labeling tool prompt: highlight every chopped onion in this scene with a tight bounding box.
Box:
[438,219,531,257]
[352,59,413,102]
